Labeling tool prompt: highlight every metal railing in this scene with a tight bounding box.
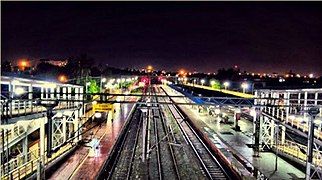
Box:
[1,143,74,180]
[273,140,322,167]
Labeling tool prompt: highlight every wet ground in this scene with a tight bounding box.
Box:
[48,98,135,180]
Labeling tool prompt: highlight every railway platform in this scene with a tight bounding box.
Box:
[163,85,306,179]
[47,100,136,179]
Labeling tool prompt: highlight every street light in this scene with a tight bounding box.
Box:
[147,65,153,73]
[100,77,107,93]
[210,80,216,86]
[201,79,205,86]
[223,81,230,90]
[241,82,248,93]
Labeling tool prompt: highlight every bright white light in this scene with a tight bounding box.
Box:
[94,112,102,118]
[309,73,314,78]
[109,79,115,83]
[121,78,125,82]
[92,101,97,105]
[126,78,131,82]
[86,82,91,86]
[101,78,107,82]
[116,79,121,83]
[210,80,216,86]
[241,82,248,89]
[14,87,25,95]
[223,81,230,87]
[214,109,220,115]
[201,79,205,85]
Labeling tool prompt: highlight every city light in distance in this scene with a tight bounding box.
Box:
[200,79,205,86]
[223,81,230,90]
[18,59,30,71]
[58,75,68,83]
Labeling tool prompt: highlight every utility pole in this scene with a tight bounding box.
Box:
[275,123,279,171]
[306,107,320,180]
[37,100,59,157]
[254,107,261,157]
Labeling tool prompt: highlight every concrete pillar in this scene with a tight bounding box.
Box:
[67,87,72,108]
[45,88,49,99]
[281,126,286,144]
[234,109,241,131]
[50,87,55,99]
[277,108,280,119]
[62,116,67,142]
[28,85,33,108]
[39,118,45,163]
[22,137,28,163]
[285,92,290,123]
[74,110,80,142]
[75,88,79,107]
[62,87,67,99]
[9,82,13,116]
[304,92,308,126]
[254,91,258,105]
[253,109,261,156]
[298,92,301,114]
[41,87,44,99]
[79,87,84,117]
[56,87,60,99]
[62,87,67,107]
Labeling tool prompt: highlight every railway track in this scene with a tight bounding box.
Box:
[159,86,230,180]
[150,87,180,180]
[99,85,232,180]
[97,104,143,180]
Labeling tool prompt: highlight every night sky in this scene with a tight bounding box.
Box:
[2,2,322,75]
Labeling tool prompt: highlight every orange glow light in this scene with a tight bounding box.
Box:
[18,59,30,71]
[179,69,186,75]
[58,75,67,82]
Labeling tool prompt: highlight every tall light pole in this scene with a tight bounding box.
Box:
[100,77,107,93]
[306,107,320,180]
[223,81,229,90]
[201,79,205,86]
[241,82,248,93]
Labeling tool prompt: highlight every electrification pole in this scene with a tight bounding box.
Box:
[306,107,320,180]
